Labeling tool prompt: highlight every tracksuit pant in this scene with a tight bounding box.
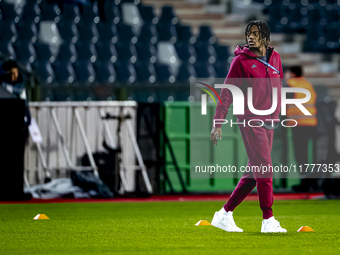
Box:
[224,125,274,219]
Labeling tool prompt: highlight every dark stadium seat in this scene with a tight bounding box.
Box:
[72,60,97,101]
[115,41,137,63]
[16,21,38,42]
[80,1,100,23]
[95,40,118,63]
[39,1,61,22]
[0,20,18,43]
[134,61,157,84]
[97,21,118,43]
[213,61,229,78]
[306,22,324,39]
[214,44,230,62]
[135,41,157,63]
[93,60,116,85]
[103,0,121,24]
[75,40,98,63]
[306,4,326,25]
[175,41,196,64]
[157,22,177,42]
[0,2,20,23]
[57,20,79,43]
[194,41,216,63]
[21,2,41,23]
[138,24,158,44]
[303,22,329,52]
[265,3,289,32]
[77,21,99,43]
[324,22,339,42]
[176,25,196,44]
[325,5,340,23]
[303,38,322,53]
[265,2,289,22]
[92,60,116,100]
[34,42,56,63]
[72,60,96,86]
[13,40,37,63]
[159,6,179,25]
[197,26,216,44]
[138,5,158,25]
[284,3,308,33]
[114,61,136,84]
[0,41,16,59]
[33,60,55,86]
[194,61,216,78]
[154,62,175,84]
[176,62,197,82]
[117,24,137,44]
[323,22,340,52]
[131,61,157,101]
[52,60,76,86]
[62,3,81,23]
[58,42,78,63]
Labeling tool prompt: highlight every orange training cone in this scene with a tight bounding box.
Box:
[195,220,211,226]
[33,214,49,220]
[297,226,314,232]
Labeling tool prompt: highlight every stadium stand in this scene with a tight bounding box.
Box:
[57,20,80,43]
[33,60,55,87]
[80,1,100,23]
[34,42,57,63]
[16,20,39,43]
[95,40,118,63]
[0,20,18,43]
[0,0,339,102]
[93,60,116,85]
[21,1,41,24]
[61,2,81,23]
[39,0,61,23]
[138,4,158,25]
[75,40,98,63]
[13,40,37,64]
[97,20,119,43]
[58,41,78,63]
[0,40,16,59]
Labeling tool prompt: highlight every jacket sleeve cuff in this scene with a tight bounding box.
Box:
[212,118,225,128]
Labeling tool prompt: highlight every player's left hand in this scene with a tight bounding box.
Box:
[210,127,221,146]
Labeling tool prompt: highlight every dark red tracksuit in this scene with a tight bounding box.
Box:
[213,45,284,219]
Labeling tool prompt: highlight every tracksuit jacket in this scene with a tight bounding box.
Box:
[213,45,284,127]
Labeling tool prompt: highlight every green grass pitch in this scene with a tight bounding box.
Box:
[0,200,339,255]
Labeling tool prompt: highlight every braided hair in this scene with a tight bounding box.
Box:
[245,20,271,48]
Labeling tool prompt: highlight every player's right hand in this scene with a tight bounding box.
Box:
[210,127,222,146]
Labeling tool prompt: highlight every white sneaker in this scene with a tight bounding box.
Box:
[261,217,287,233]
[211,211,243,232]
